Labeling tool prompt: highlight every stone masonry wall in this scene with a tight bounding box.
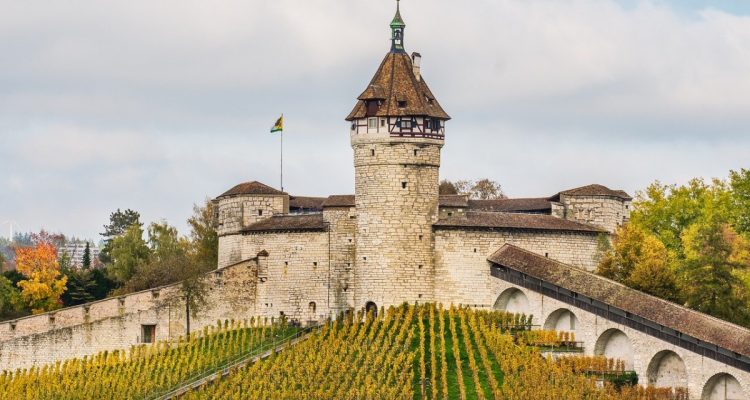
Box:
[0,259,258,372]
[352,137,443,310]
[216,194,289,237]
[323,207,357,313]
[433,229,601,307]
[237,231,331,323]
[561,195,630,233]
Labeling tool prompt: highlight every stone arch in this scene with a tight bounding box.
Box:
[543,308,578,333]
[365,301,378,317]
[646,350,687,389]
[308,302,317,317]
[702,373,744,400]
[494,288,530,315]
[594,328,634,370]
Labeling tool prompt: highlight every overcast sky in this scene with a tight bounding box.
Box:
[1,0,749,241]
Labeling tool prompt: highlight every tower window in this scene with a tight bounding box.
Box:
[413,149,418,156]
[368,118,377,129]
[371,149,375,156]
[402,182,407,189]
[397,100,407,108]
[141,325,156,344]
[258,209,263,216]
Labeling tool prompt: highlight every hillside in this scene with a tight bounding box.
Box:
[0,304,686,399]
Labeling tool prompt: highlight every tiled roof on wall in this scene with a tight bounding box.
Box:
[488,244,750,357]
[468,198,552,213]
[242,214,326,233]
[433,212,604,233]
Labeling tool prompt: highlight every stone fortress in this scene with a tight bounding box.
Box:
[1,4,749,399]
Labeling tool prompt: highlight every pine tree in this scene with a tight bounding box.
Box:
[82,242,91,270]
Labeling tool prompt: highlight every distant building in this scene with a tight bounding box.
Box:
[58,241,100,269]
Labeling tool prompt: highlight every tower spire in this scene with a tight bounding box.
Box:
[390,0,406,53]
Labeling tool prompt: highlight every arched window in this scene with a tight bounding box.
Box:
[646,350,687,389]
[494,288,530,315]
[543,308,578,333]
[365,301,378,317]
[702,373,744,400]
[594,328,634,370]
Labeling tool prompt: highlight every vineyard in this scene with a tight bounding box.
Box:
[0,304,688,399]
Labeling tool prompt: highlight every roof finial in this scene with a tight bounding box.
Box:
[390,0,406,52]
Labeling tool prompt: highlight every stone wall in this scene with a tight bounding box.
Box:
[433,229,601,306]
[323,207,357,313]
[237,230,333,322]
[561,195,630,233]
[216,194,289,237]
[0,259,259,371]
[489,278,750,400]
[352,137,443,310]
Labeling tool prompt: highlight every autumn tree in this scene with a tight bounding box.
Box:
[100,209,142,264]
[188,199,218,269]
[439,180,458,195]
[471,178,506,200]
[15,241,68,314]
[597,224,679,302]
[439,179,506,199]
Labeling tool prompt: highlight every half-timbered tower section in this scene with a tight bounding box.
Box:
[346,4,450,310]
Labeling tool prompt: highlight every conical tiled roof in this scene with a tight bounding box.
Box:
[218,181,286,198]
[346,52,450,121]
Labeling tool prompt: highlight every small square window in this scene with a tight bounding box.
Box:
[142,325,156,344]
[401,120,412,129]
[397,100,407,108]
[380,119,386,127]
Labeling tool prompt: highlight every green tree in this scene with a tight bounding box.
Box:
[160,256,210,336]
[679,218,750,326]
[100,209,142,264]
[0,276,23,319]
[597,224,680,302]
[188,199,218,269]
[61,268,96,307]
[730,168,750,236]
[631,178,732,256]
[82,242,91,269]
[0,252,5,273]
[108,224,150,284]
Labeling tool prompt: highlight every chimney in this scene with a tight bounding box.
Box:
[411,52,422,81]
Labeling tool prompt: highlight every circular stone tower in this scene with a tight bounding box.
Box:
[345,1,450,310]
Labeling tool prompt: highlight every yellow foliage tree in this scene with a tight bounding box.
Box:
[15,242,68,314]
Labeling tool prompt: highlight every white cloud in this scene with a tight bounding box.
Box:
[1,0,749,239]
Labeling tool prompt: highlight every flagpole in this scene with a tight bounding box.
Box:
[280,114,284,192]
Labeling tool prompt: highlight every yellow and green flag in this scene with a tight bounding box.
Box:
[271,115,283,133]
